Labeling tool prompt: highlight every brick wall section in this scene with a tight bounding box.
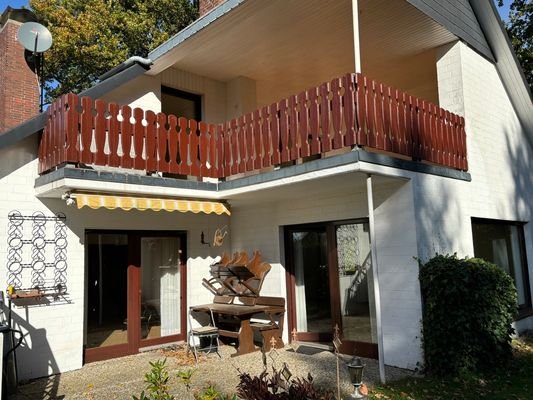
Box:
[0,18,40,134]
[199,0,226,16]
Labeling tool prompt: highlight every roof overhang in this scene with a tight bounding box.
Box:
[148,0,459,105]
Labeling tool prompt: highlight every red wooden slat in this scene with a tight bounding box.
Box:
[178,117,190,175]
[189,119,200,176]
[93,100,106,166]
[260,106,271,168]
[236,116,246,173]
[157,113,169,173]
[374,82,385,151]
[229,119,239,175]
[208,124,218,178]
[199,121,209,177]
[319,82,332,152]
[253,110,262,169]
[297,91,310,158]
[384,86,394,153]
[270,103,281,165]
[308,86,321,154]
[49,97,58,170]
[56,95,66,166]
[288,95,299,160]
[355,74,367,147]
[145,110,157,172]
[331,77,343,149]
[107,103,120,167]
[365,79,377,149]
[245,113,254,171]
[343,74,356,146]
[278,99,290,162]
[132,108,145,170]
[168,115,179,174]
[222,122,231,176]
[458,116,467,170]
[120,105,133,169]
[80,97,93,164]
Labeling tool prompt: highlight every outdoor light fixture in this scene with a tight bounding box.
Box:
[61,192,75,206]
[347,356,365,399]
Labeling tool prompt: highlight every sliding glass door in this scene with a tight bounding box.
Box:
[286,220,377,358]
[85,231,186,363]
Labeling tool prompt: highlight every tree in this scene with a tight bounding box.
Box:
[30,0,197,101]
[498,0,533,92]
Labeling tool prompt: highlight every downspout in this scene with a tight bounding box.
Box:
[366,174,386,383]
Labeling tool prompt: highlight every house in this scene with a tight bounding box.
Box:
[1,0,532,382]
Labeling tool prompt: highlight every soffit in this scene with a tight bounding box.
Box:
[150,0,457,101]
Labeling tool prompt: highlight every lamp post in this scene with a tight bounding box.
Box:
[347,356,365,399]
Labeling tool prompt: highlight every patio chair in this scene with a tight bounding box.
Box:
[187,307,221,363]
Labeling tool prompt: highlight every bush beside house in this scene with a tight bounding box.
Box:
[419,254,517,375]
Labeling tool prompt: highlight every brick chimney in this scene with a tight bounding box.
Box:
[0,7,40,134]
[199,0,226,17]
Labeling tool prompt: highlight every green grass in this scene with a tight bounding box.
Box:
[368,334,533,400]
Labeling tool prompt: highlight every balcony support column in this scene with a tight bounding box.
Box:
[366,173,386,384]
[351,0,362,73]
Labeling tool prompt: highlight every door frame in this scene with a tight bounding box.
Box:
[84,230,187,363]
[284,220,378,359]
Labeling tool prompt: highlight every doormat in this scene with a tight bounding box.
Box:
[287,344,333,356]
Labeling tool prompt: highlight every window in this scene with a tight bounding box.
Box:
[161,86,201,121]
[472,218,531,310]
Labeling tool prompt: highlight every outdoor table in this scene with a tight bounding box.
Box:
[190,302,284,356]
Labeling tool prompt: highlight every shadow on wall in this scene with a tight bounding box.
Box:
[412,173,463,263]
[503,131,533,221]
[6,302,63,399]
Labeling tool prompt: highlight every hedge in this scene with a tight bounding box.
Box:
[419,254,517,375]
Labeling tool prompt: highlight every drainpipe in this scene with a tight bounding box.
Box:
[351,0,361,73]
[366,174,386,384]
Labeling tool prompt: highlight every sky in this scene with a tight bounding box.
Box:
[0,0,515,21]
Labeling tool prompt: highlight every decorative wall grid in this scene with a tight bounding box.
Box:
[6,211,68,297]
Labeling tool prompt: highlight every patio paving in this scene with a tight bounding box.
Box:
[10,344,416,399]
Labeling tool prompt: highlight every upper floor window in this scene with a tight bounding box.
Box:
[161,86,202,121]
[472,218,531,312]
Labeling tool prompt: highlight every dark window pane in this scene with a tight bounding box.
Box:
[472,220,530,308]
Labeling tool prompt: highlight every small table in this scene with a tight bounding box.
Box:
[190,302,284,356]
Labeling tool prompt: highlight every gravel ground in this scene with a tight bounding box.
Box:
[11,344,416,399]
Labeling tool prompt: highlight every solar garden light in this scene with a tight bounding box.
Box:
[347,356,365,399]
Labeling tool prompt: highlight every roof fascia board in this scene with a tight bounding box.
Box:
[148,0,246,62]
[0,62,149,151]
[469,0,533,141]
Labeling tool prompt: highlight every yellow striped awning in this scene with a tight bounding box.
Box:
[72,193,230,215]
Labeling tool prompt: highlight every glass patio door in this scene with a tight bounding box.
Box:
[286,221,378,358]
[85,231,186,363]
[140,236,184,346]
[291,228,332,342]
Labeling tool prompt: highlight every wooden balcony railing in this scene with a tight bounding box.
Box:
[38,73,468,177]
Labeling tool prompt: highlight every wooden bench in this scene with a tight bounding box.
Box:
[250,296,285,352]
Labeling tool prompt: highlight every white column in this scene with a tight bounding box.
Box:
[351,0,362,73]
[366,174,385,383]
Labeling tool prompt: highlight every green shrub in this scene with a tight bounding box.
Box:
[419,254,517,375]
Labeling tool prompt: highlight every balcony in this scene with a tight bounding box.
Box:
[38,73,468,181]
